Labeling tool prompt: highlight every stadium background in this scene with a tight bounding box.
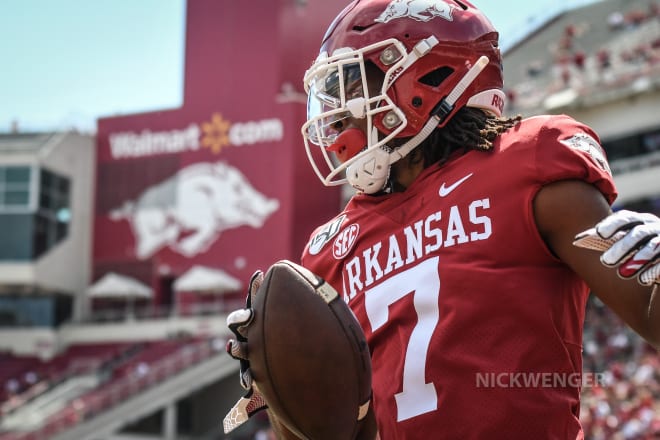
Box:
[0,0,658,438]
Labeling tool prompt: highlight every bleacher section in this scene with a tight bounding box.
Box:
[1,375,100,432]
[0,354,41,405]
[503,0,660,114]
[0,336,228,440]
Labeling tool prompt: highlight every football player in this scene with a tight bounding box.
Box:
[226,0,660,438]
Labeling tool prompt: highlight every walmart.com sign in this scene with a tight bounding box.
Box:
[108,113,283,159]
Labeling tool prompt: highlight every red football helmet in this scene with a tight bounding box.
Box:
[302,0,505,193]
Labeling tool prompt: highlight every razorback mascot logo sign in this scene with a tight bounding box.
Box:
[110,161,280,259]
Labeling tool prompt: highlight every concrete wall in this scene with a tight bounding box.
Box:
[34,132,96,320]
[0,314,230,358]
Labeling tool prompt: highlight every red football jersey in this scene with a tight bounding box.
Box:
[301,115,617,440]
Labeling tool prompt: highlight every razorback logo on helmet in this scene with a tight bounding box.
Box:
[375,0,455,24]
[560,133,612,175]
[308,214,347,256]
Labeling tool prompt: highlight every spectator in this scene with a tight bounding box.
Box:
[24,371,38,385]
[134,362,150,377]
[4,378,19,395]
[574,50,586,70]
[597,49,611,70]
[608,11,625,30]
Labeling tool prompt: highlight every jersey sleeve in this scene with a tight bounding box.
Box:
[533,114,617,206]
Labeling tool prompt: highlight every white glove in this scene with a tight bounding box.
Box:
[574,210,660,286]
[223,270,268,434]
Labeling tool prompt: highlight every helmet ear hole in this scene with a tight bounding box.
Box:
[453,0,469,11]
[419,67,454,87]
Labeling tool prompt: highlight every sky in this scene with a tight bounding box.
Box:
[0,0,603,134]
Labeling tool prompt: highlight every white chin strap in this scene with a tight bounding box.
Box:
[345,145,392,193]
[347,56,491,194]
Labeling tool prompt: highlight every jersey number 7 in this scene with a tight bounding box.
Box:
[364,256,440,422]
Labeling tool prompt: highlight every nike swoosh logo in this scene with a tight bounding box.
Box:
[439,173,473,197]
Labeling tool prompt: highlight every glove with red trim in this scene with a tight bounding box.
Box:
[574,210,660,287]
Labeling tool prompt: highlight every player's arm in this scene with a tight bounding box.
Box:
[533,179,660,348]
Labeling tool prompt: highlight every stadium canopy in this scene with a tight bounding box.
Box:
[86,272,153,299]
[173,265,242,294]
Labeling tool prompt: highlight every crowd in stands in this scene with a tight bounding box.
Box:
[0,335,221,440]
[580,296,660,439]
[505,1,660,113]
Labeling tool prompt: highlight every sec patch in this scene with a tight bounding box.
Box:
[333,223,360,259]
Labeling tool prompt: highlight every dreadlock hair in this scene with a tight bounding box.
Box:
[408,107,522,168]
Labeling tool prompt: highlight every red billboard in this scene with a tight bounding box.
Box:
[94,0,346,309]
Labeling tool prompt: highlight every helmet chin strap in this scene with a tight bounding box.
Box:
[347,56,491,194]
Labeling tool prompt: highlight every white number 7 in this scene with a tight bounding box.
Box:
[363,257,440,421]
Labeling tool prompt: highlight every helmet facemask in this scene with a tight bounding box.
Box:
[302,39,411,193]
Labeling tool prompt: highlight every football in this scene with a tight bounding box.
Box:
[248,260,372,440]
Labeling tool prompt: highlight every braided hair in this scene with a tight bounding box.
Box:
[409,107,522,168]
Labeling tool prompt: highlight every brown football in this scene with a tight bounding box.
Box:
[248,260,372,440]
